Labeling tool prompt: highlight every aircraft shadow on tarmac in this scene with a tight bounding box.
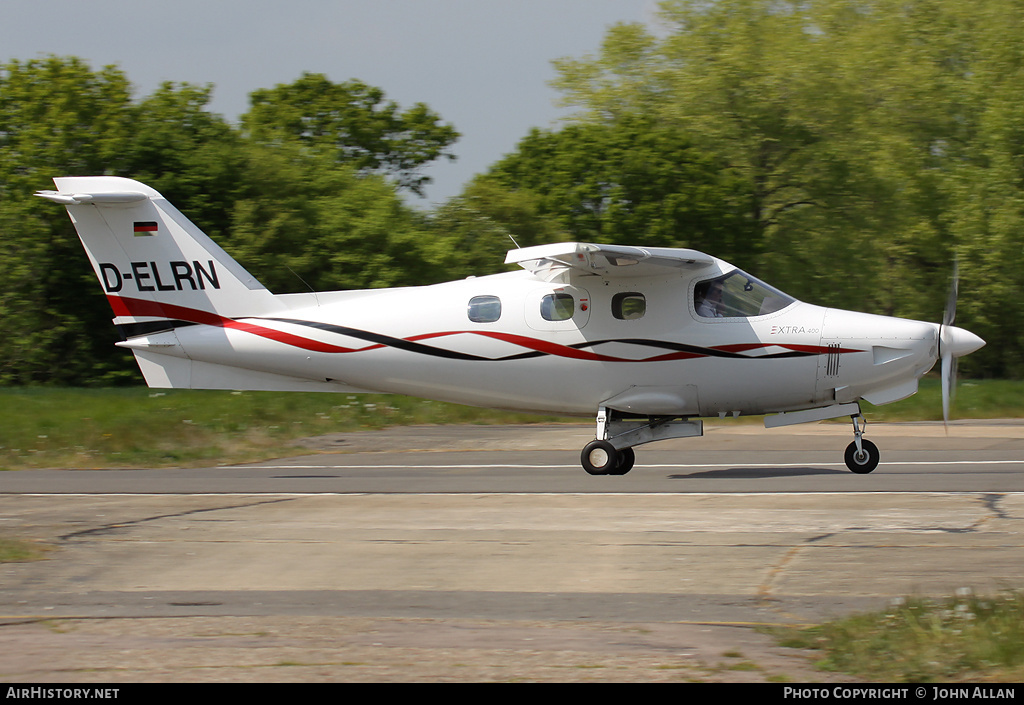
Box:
[669,466,848,479]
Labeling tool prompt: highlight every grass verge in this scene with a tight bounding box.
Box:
[0,378,1019,470]
[776,590,1024,682]
[0,387,575,470]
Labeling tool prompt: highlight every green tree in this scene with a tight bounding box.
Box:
[937,0,1024,376]
[0,57,136,384]
[425,177,564,279]
[124,81,246,241]
[242,72,459,196]
[227,142,437,293]
[482,117,755,266]
[551,12,824,262]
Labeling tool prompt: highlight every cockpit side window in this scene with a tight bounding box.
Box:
[540,293,574,321]
[694,270,795,319]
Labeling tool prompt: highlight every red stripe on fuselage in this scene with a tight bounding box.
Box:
[106,296,374,354]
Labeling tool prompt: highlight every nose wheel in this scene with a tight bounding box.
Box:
[845,413,880,473]
[845,438,879,473]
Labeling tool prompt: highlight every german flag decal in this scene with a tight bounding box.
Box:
[133,221,158,236]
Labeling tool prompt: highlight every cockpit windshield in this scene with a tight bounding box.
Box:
[694,269,795,319]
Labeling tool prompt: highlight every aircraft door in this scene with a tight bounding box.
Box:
[525,285,591,332]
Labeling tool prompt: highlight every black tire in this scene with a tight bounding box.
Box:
[609,447,636,475]
[845,439,880,474]
[581,439,618,475]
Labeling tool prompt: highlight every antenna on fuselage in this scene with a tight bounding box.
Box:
[286,264,320,307]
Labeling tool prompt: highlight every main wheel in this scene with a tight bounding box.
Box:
[581,439,618,475]
[844,439,880,474]
[609,447,636,475]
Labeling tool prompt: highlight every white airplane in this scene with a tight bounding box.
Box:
[38,176,985,475]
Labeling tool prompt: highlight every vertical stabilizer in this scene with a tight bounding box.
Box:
[37,176,280,320]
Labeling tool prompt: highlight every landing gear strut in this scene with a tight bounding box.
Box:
[844,412,880,473]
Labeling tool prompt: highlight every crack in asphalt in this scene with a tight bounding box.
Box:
[980,492,1009,521]
[57,497,298,541]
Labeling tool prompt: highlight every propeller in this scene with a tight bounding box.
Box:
[939,260,958,426]
[937,260,985,427]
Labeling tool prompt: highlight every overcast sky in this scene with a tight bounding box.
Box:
[3,0,659,205]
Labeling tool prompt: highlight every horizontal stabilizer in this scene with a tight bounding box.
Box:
[35,190,149,205]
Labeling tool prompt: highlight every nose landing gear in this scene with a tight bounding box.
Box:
[845,412,880,473]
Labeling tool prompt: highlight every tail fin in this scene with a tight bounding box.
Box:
[36,176,279,320]
[34,177,364,392]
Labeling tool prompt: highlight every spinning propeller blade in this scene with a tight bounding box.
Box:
[939,260,958,426]
[936,260,984,427]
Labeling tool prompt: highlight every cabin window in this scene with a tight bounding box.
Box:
[694,270,795,319]
[540,293,575,321]
[612,292,646,320]
[468,295,502,323]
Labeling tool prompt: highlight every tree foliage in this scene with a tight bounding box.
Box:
[0,57,138,384]
[481,116,756,267]
[227,142,436,293]
[242,72,458,196]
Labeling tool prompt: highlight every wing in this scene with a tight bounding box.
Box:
[505,242,715,279]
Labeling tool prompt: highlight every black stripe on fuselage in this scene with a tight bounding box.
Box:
[265,318,495,361]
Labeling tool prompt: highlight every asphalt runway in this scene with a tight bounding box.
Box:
[1,421,1023,682]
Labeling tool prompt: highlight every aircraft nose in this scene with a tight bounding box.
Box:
[942,325,985,358]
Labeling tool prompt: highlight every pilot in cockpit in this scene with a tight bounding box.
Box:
[696,281,725,318]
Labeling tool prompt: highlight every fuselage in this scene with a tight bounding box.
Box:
[158,259,943,418]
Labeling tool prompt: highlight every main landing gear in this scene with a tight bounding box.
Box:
[580,407,703,476]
